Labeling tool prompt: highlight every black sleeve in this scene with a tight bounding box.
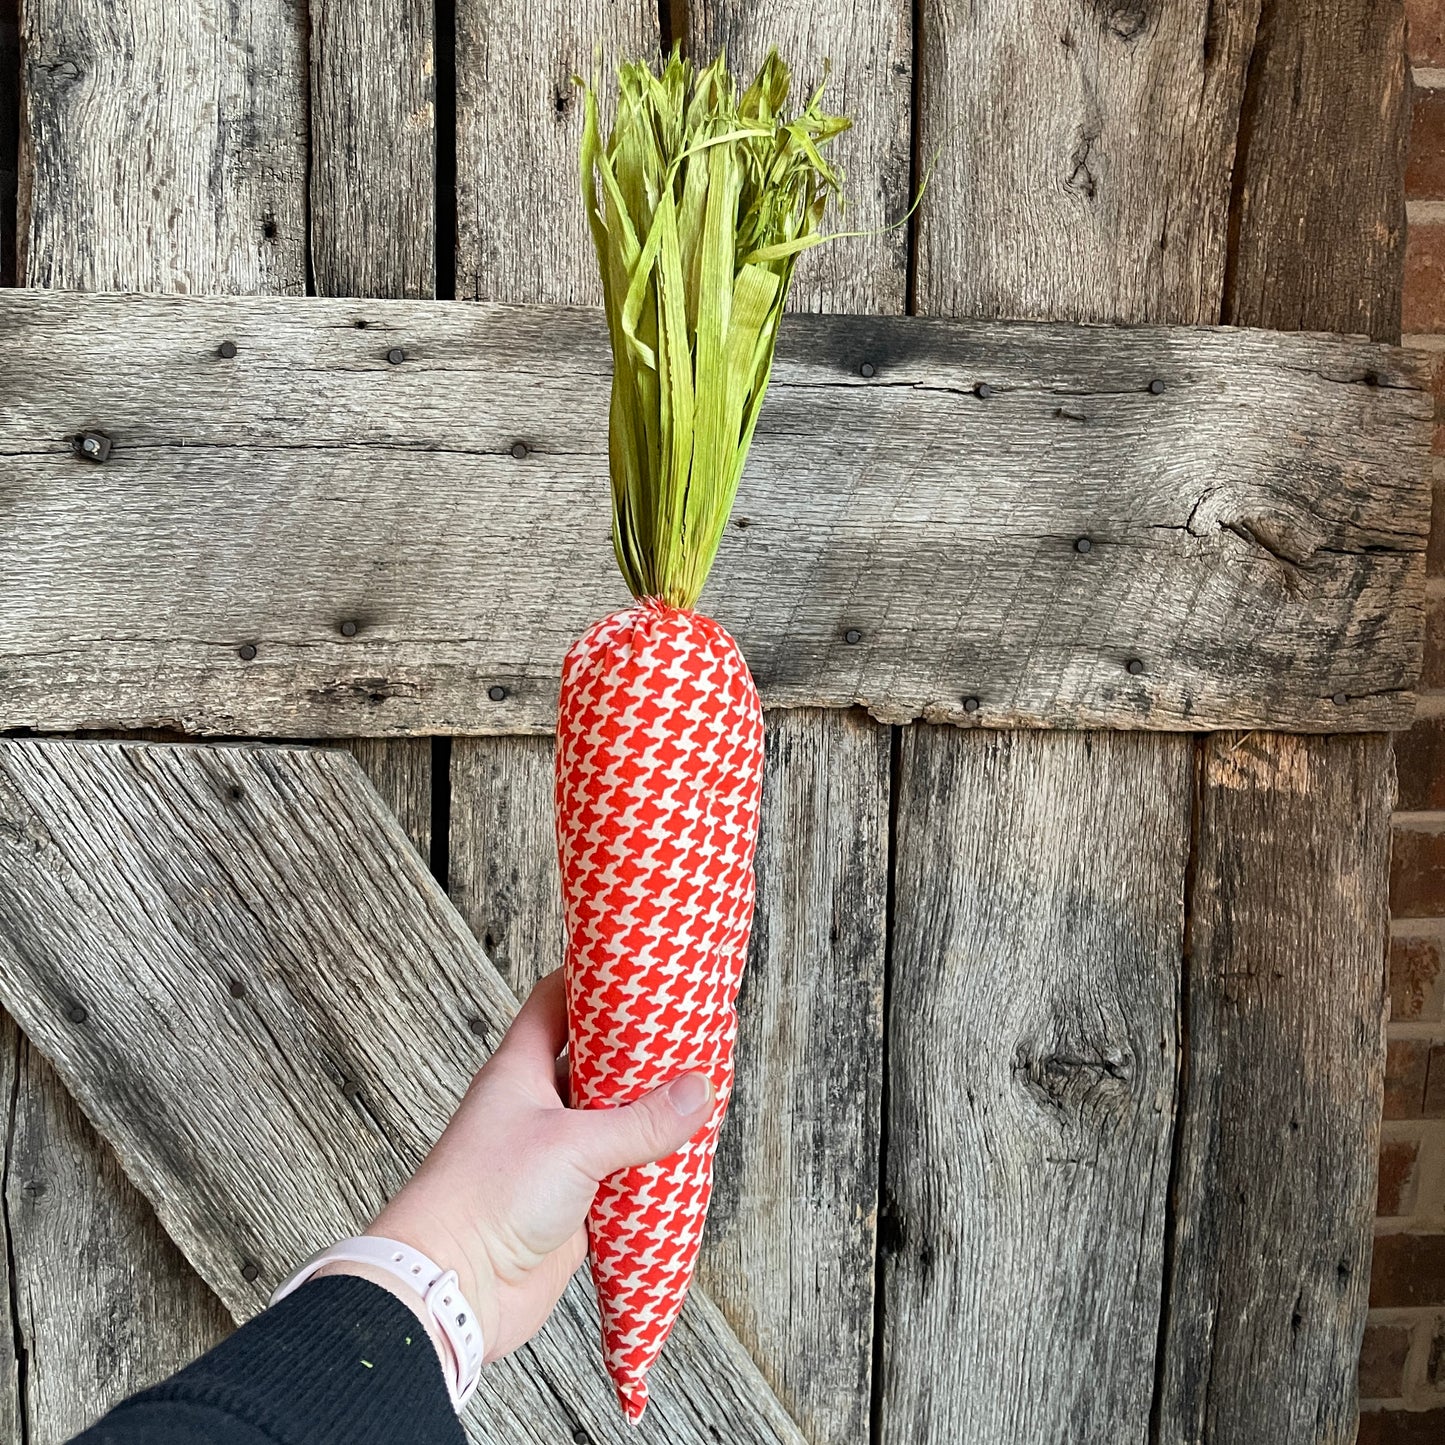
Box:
[70,1274,467,1445]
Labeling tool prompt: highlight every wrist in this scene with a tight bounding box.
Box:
[311,1258,449,1361]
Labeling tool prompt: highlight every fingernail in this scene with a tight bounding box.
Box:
[668,1073,713,1117]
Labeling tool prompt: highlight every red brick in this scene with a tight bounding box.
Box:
[1394,937,1445,1020]
[1372,1233,1445,1307]
[1409,0,1445,66]
[1405,224,1445,335]
[1391,825,1445,918]
[1360,1322,1414,1398]
[1380,1138,1423,1215]
[1409,88,1445,199]
[1396,720,1445,810]
[1387,1039,1432,1118]
[1358,1407,1445,1444]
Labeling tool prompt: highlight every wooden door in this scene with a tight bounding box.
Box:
[0,1,1424,1442]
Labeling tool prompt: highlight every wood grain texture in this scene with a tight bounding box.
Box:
[1222,0,1410,343]
[8,1042,232,1444]
[0,1017,22,1440]
[682,1,911,316]
[1,0,17,287]
[333,737,433,860]
[309,0,434,300]
[0,291,1429,737]
[454,0,655,306]
[915,0,1261,324]
[1152,734,1392,1443]
[449,734,563,996]
[17,0,308,294]
[699,710,888,1444]
[0,738,807,1445]
[881,728,1190,1442]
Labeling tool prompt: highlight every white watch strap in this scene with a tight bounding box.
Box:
[270,1236,484,1411]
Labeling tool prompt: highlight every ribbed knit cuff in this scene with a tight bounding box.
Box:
[110,1275,466,1445]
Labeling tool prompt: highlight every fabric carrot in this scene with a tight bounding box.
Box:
[558,49,848,1422]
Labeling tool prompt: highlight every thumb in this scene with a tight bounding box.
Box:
[565,1073,716,1181]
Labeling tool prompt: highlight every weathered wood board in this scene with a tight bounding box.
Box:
[881,729,1190,1441]
[0,738,805,1445]
[1153,733,1392,1440]
[0,291,1430,738]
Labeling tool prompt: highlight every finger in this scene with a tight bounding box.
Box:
[561,1073,715,1180]
[492,970,567,1081]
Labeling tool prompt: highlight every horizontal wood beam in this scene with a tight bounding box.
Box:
[0,291,1431,735]
[0,738,805,1445]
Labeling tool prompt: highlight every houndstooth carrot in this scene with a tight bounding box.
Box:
[559,48,848,1422]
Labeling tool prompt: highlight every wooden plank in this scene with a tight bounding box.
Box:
[17,0,308,294]
[0,738,807,1445]
[1152,734,1392,1441]
[681,3,911,316]
[454,3,655,305]
[1221,0,1410,342]
[0,292,1429,739]
[8,1042,232,1443]
[1,0,16,287]
[0,1016,22,1440]
[449,734,562,996]
[915,0,1262,323]
[677,13,903,1438]
[331,737,433,862]
[309,0,435,301]
[1149,5,1408,1438]
[699,710,889,1444]
[10,4,310,1436]
[881,729,1190,1442]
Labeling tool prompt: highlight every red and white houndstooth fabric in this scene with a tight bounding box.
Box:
[555,600,765,1422]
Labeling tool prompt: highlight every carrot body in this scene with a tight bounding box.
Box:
[555,600,764,1421]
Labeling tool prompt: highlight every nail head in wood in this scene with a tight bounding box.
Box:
[962,696,981,713]
[1126,658,1146,675]
[74,430,112,463]
[1074,537,1092,553]
[1148,378,1166,395]
[339,620,359,638]
[974,382,995,399]
[468,1018,487,1037]
[217,340,238,359]
[860,362,876,378]
[1332,692,1348,706]
[845,629,862,645]
[67,1003,87,1025]
[510,441,529,460]
[487,685,508,701]
[237,644,257,661]
[386,347,406,365]
[240,1261,260,1282]
[227,979,246,999]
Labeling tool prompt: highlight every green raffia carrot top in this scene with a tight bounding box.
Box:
[579,47,850,610]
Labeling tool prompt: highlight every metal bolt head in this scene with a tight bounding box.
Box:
[844,628,862,645]
[218,340,238,359]
[1074,537,1092,554]
[386,347,406,365]
[74,430,112,463]
[1126,658,1146,676]
[974,382,994,399]
[860,361,876,378]
[67,1003,87,1025]
[962,696,981,714]
[1148,378,1165,395]
[510,441,529,460]
[339,620,359,638]
[1332,691,1348,706]
[228,979,247,999]
[468,1017,487,1038]
[240,1260,260,1282]
[238,644,258,662]
[487,684,508,702]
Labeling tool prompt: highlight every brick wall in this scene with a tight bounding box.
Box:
[1361,6,1445,1438]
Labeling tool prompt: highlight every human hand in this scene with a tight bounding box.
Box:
[336,969,714,1365]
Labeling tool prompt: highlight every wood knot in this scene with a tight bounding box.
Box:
[1012,1041,1135,1121]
